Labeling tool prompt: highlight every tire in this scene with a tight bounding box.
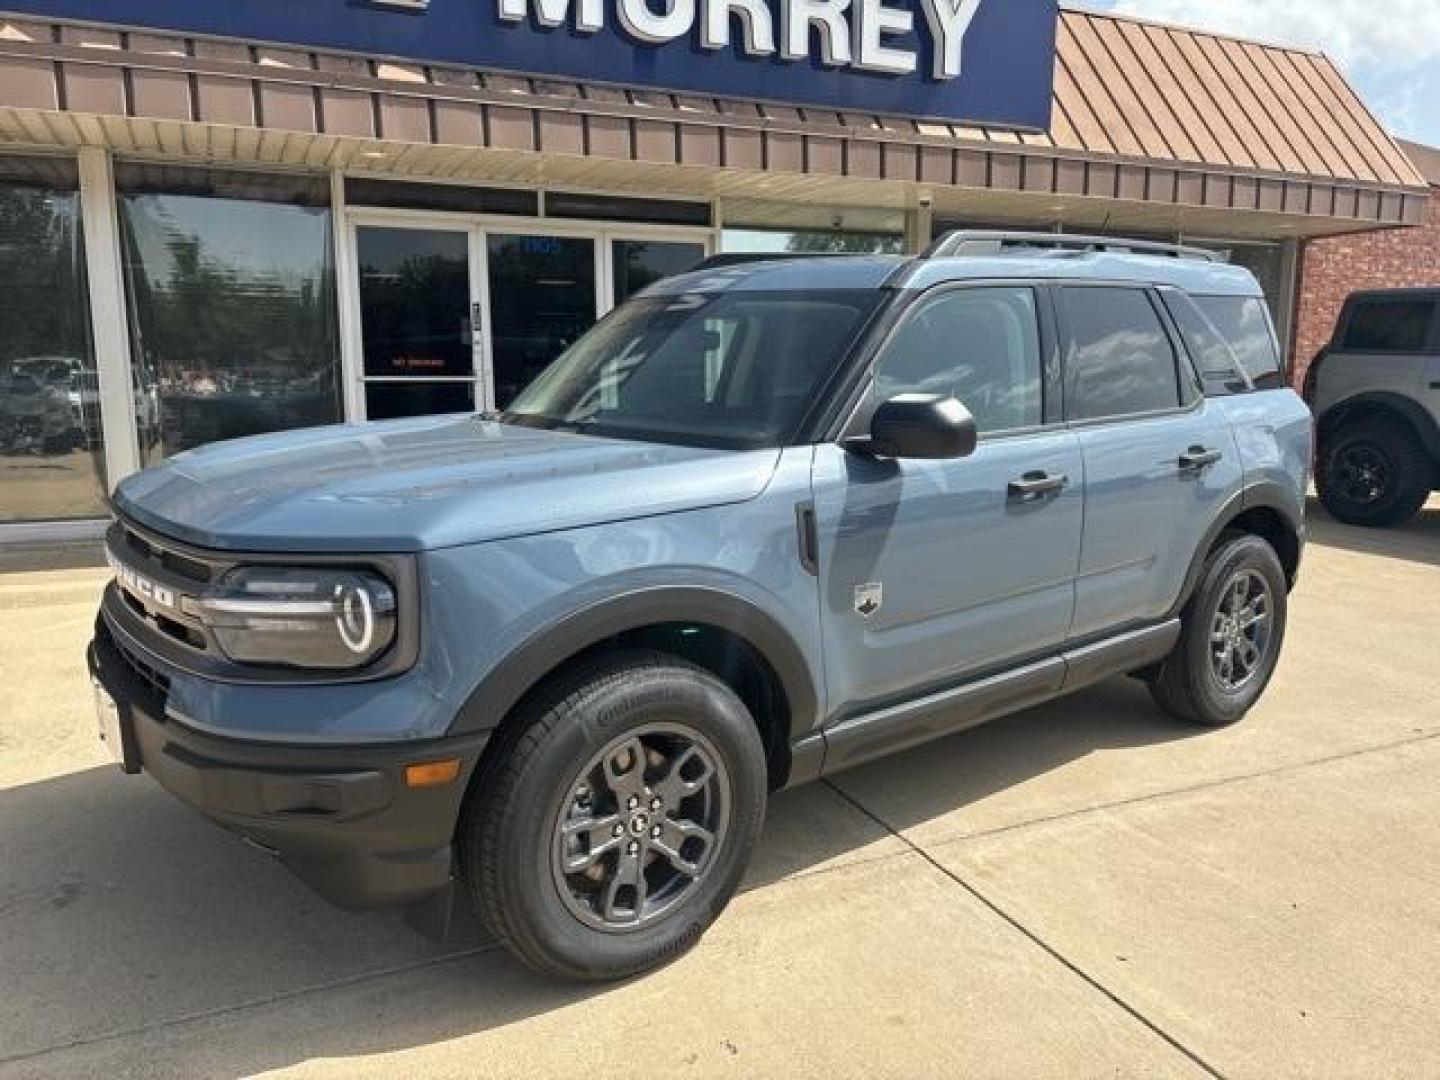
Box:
[460,650,767,981]
[1316,419,1433,528]
[1150,532,1288,728]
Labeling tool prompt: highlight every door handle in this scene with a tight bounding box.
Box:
[1179,446,1224,471]
[1008,471,1069,502]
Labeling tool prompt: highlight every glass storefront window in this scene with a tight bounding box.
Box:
[612,240,705,306]
[1186,239,1286,319]
[118,168,342,465]
[722,228,905,255]
[0,157,107,523]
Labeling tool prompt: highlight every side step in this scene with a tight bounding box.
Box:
[819,621,1181,775]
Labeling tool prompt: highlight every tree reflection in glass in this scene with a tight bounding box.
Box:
[119,183,342,465]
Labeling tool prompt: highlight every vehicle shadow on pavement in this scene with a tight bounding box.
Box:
[0,677,1200,1076]
[1305,496,1440,569]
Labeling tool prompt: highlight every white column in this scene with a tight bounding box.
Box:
[77,146,141,490]
[1277,237,1300,378]
[330,169,366,423]
[905,201,933,254]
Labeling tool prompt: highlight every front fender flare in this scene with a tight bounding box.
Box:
[448,586,821,746]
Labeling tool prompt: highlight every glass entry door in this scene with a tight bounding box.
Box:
[486,234,597,409]
[356,224,479,420]
[350,220,710,420]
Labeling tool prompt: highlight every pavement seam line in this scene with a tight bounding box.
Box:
[910,727,1440,852]
[822,778,1228,1080]
[0,942,505,1069]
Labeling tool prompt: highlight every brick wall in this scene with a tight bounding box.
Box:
[1292,191,1440,386]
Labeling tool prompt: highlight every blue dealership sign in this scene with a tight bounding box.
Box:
[6,0,1057,130]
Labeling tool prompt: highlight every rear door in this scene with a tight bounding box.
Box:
[1058,285,1243,639]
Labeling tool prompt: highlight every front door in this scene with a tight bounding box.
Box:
[813,285,1085,717]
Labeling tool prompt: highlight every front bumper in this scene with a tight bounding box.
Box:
[88,618,489,909]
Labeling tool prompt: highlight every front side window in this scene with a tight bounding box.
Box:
[1193,295,1283,387]
[1062,288,1180,421]
[1341,300,1435,354]
[873,287,1042,434]
[505,290,881,449]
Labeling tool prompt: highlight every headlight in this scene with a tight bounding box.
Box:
[194,567,398,670]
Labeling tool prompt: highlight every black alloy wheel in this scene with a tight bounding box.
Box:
[461,650,767,981]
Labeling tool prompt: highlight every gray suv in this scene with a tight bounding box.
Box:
[1306,288,1440,527]
[89,232,1312,980]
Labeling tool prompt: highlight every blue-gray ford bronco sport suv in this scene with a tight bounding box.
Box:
[89,232,1312,980]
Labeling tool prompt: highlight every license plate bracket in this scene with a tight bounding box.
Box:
[94,681,140,774]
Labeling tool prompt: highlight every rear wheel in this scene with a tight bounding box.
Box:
[1151,533,1288,728]
[1317,419,1432,528]
[460,651,767,981]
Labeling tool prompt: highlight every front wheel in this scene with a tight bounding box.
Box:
[460,651,767,981]
[1151,533,1289,727]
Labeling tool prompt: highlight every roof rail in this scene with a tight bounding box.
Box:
[924,230,1221,262]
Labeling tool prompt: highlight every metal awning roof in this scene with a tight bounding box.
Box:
[0,7,1429,236]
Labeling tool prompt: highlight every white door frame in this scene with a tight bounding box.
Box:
[342,210,484,421]
[338,206,713,422]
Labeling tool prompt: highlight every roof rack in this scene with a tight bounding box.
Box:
[924,230,1221,263]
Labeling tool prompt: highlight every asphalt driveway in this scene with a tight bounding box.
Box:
[1,500,1437,1078]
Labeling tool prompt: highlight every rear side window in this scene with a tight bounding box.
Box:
[1192,296,1283,388]
[1162,292,1247,396]
[1340,300,1436,353]
[1061,287,1180,421]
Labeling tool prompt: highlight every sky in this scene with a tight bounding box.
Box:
[1082,0,1440,148]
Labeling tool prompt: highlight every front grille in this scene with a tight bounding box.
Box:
[118,587,208,650]
[109,514,223,657]
[119,523,213,584]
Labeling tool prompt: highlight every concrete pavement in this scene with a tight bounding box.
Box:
[1,500,1437,1078]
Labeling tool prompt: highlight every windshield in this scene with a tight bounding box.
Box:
[503,289,882,449]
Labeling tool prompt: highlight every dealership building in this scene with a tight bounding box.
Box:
[0,0,1429,539]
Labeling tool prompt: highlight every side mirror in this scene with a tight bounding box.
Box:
[845,394,978,460]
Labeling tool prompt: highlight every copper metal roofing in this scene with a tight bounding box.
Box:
[1397,140,1440,187]
[1047,9,1425,188]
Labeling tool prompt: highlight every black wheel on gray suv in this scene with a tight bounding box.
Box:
[460,650,767,981]
[1150,532,1288,728]
[1317,419,1432,528]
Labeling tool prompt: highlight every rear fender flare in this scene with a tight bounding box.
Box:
[1317,392,1440,462]
[1168,482,1304,619]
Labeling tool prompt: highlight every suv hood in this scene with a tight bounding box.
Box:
[113,416,782,552]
